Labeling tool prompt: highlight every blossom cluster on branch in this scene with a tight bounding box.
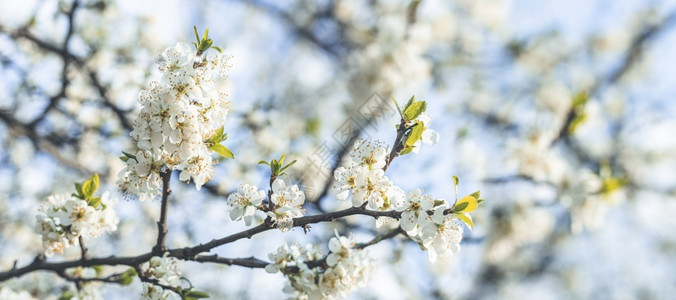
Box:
[36,175,119,257]
[265,234,374,300]
[8,28,484,300]
[118,40,233,201]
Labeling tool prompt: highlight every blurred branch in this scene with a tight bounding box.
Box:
[553,10,676,145]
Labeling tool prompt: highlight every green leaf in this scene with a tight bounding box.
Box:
[404,122,425,147]
[572,91,588,108]
[278,153,286,166]
[403,96,415,112]
[568,112,587,134]
[403,100,427,121]
[119,155,129,162]
[258,160,270,166]
[88,197,101,209]
[452,202,468,213]
[392,97,403,117]
[117,267,137,285]
[185,290,210,299]
[193,26,201,45]
[122,151,137,161]
[400,146,413,155]
[209,127,224,143]
[451,176,460,186]
[201,28,210,42]
[453,196,478,213]
[58,291,75,300]
[210,144,234,159]
[477,198,485,204]
[92,265,103,276]
[469,190,481,199]
[81,174,99,199]
[211,46,222,53]
[279,160,297,174]
[456,213,474,230]
[73,182,84,199]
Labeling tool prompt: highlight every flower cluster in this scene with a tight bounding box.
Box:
[226,183,266,226]
[0,287,33,300]
[140,254,182,300]
[35,192,118,256]
[267,179,306,232]
[333,139,405,210]
[265,242,323,297]
[318,234,374,299]
[266,234,374,299]
[397,189,476,262]
[118,42,232,201]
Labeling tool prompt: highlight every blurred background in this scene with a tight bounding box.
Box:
[1,0,676,299]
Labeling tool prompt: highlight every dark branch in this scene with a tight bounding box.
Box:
[153,170,172,254]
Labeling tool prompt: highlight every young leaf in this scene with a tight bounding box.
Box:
[279,160,297,174]
[451,175,460,201]
[403,96,415,112]
[403,100,427,121]
[258,160,270,166]
[185,290,210,299]
[117,267,137,285]
[210,144,234,159]
[452,201,469,212]
[453,195,478,213]
[92,265,103,276]
[88,197,101,209]
[74,182,84,198]
[209,127,224,143]
[392,97,403,117]
[81,174,99,199]
[456,213,474,230]
[121,151,137,161]
[404,122,425,147]
[451,176,460,186]
[193,26,201,45]
[469,190,481,199]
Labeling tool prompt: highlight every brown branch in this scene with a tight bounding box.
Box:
[78,236,88,260]
[153,170,172,255]
[383,118,408,172]
[1,205,403,282]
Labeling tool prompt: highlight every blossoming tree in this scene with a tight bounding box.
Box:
[0,28,482,299]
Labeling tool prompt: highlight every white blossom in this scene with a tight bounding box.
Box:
[421,207,464,262]
[268,234,374,300]
[140,253,182,300]
[118,43,232,199]
[35,193,119,257]
[267,179,306,232]
[348,139,388,169]
[0,287,34,300]
[398,188,435,236]
[227,183,266,226]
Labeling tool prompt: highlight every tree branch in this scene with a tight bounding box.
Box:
[78,236,88,260]
[153,170,172,255]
